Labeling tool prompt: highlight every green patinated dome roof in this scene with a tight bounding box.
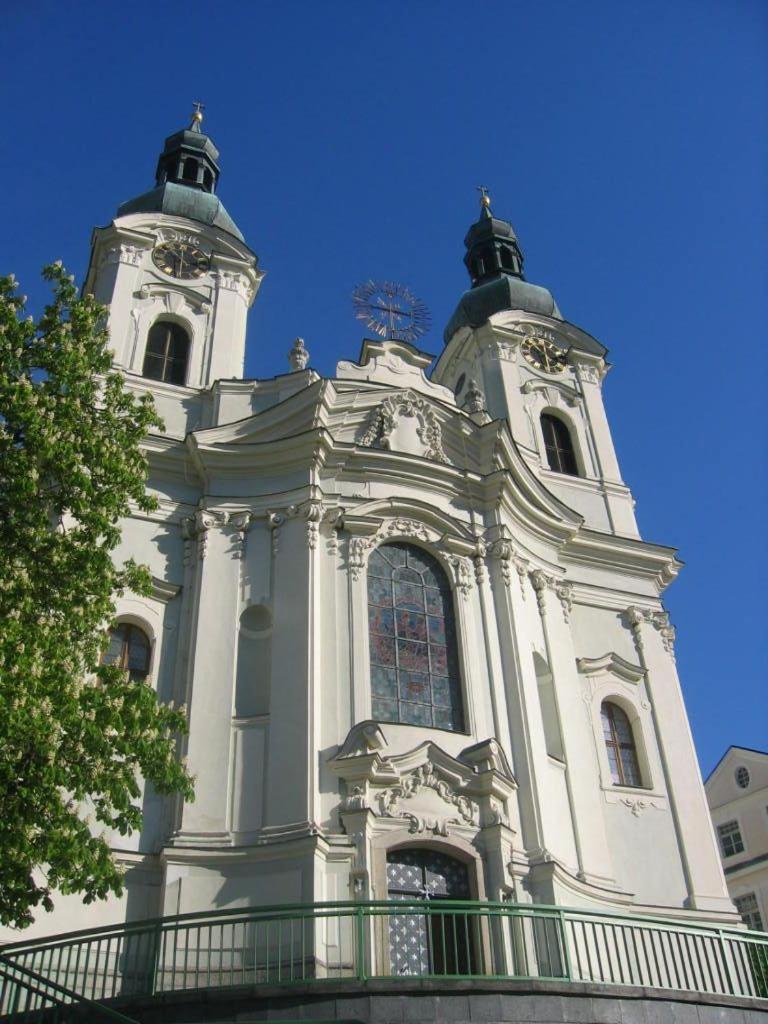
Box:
[117,183,244,241]
[116,111,244,242]
[444,274,562,342]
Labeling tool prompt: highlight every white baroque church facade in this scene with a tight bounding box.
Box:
[13,112,737,944]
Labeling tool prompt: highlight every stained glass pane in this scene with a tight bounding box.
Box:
[425,588,445,616]
[431,676,452,708]
[371,635,396,666]
[430,645,448,676]
[371,665,397,699]
[394,581,424,611]
[400,702,432,726]
[399,671,431,703]
[369,606,395,636]
[372,698,398,722]
[427,615,446,645]
[368,549,393,577]
[368,577,391,606]
[398,639,430,672]
[368,542,464,733]
[396,610,427,642]
[396,567,422,585]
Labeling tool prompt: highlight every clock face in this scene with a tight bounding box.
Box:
[152,241,210,280]
[521,337,567,374]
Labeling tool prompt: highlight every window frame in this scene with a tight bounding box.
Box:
[366,541,466,733]
[101,620,153,683]
[734,893,763,931]
[600,700,643,787]
[142,320,191,386]
[717,819,745,859]
[540,412,580,476]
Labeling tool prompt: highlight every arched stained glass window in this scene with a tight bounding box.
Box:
[601,701,642,787]
[368,543,464,732]
[541,413,579,476]
[142,321,190,385]
[102,622,151,682]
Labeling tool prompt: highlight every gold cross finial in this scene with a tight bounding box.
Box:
[190,101,205,129]
[476,185,492,210]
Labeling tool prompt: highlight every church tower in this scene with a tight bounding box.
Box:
[84,107,262,396]
[434,193,638,538]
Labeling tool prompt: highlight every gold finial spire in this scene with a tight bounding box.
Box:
[190,101,205,130]
[476,184,492,210]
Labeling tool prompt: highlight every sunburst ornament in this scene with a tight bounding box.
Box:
[352,280,431,344]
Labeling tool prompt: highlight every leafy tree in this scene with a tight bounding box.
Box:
[0,265,193,929]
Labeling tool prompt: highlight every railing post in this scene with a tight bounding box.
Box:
[558,911,573,981]
[717,930,735,996]
[149,921,163,996]
[356,905,366,982]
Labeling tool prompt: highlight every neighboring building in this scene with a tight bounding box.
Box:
[3,111,765,1022]
[706,746,768,932]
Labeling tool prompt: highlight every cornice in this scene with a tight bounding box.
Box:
[562,528,682,592]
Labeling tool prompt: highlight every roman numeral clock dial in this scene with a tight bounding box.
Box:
[152,241,211,280]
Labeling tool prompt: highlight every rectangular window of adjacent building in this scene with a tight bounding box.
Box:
[734,893,763,931]
[717,819,745,858]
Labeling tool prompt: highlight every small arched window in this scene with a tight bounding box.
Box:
[541,413,579,476]
[142,321,190,385]
[601,701,641,787]
[368,543,464,732]
[102,623,151,682]
[203,169,214,192]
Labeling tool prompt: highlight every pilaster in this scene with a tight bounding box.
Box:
[626,606,733,913]
[176,508,242,845]
[485,531,553,861]
[530,572,615,886]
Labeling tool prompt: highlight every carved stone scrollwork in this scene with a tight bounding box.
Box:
[621,797,649,817]
[287,500,325,549]
[349,536,370,581]
[530,570,550,616]
[448,554,474,599]
[489,538,513,588]
[103,243,143,267]
[267,510,285,556]
[358,390,449,464]
[473,539,487,585]
[181,509,228,563]
[626,605,676,661]
[229,511,252,560]
[377,761,477,834]
[530,570,573,621]
[555,581,574,623]
[324,507,344,554]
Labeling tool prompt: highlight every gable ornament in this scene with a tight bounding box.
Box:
[358,390,449,464]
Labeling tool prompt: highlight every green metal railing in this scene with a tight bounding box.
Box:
[1,900,766,1019]
[0,954,138,1023]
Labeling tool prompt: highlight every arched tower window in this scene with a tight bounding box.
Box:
[102,622,151,682]
[142,321,190,385]
[368,543,464,731]
[541,413,579,476]
[601,701,641,787]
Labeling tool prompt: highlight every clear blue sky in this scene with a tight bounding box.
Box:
[2,1,765,776]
